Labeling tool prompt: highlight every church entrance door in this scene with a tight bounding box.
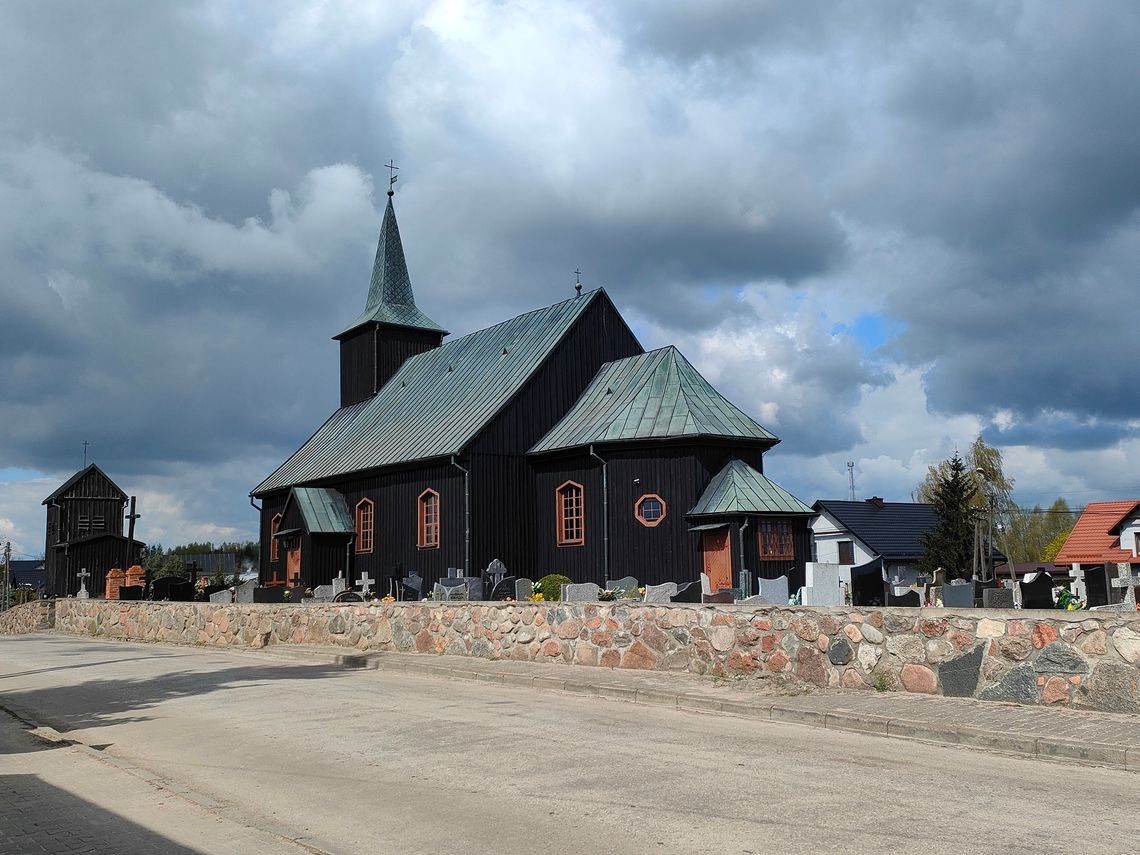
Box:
[287,546,301,587]
[701,529,732,592]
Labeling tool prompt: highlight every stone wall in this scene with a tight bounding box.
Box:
[40,599,1140,712]
[0,600,54,635]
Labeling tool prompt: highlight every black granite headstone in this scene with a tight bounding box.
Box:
[670,581,702,603]
[489,576,517,600]
[1084,566,1109,608]
[982,587,1015,609]
[253,587,285,604]
[151,576,194,602]
[886,590,921,607]
[702,591,734,604]
[1018,573,1055,609]
[118,586,143,601]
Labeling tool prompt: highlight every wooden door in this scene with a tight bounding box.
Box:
[287,547,301,587]
[701,530,732,592]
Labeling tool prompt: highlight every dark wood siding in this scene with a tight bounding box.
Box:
[43,466,131,597]
[50,536,144,598]
[375,325,444,393]
[259,492,288,584]
[466,293,642,577]
[340,327,375,407]
[530,443,767,588]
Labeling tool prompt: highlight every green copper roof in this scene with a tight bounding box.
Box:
[254,291,606,495]
[530,346,778,453]
[688,459,814,517]
[336,194,446,337]
[288,487,354,534]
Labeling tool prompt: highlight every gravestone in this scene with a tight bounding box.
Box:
[233,579,257,603]
[489,576,517,600]
[357,572,375,598]
[757,575,789,607]
[402,573,424,600]
[700,573,713,596]
[886,590,921,607]
[801,564,842,607]
[515,578,534,601]
[209,588,232,604]
[485,559,506,587]
[562,582,601,602]
[671,581,702,603]
[1018,572,1055,609]
[447,567,462,578]
[1084,566,1109,608]
[434,581,467,601]
[118,586,143,600]
[738,594,768,605]
[254,587,285,603]
[1109,562,1140,610]
[76,568,91,599]
[941,580,975,609]
[607,576,639,597]
[982,587,1015,609]
[332,574,347,596]
[152,576,194,602]
[286,585,306,602]
[643,582,678,603]
[311,585,336,603]
[104,568,126,600]
[702,591,734,604]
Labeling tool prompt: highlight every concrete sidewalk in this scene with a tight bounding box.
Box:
[242,640,1140,772]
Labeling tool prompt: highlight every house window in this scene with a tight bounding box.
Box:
[356,499,374,554]
[838,540,855,565]
[635,494,666,528]
[556,480,584,546]
[270,513,282,562]
[418,489,440,549]
[758,519,794,560]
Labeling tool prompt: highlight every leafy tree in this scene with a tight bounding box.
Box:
[915,436,1013,514]
[918,452,977,581]
[1042,528,1073,562]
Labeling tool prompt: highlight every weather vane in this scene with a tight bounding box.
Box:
[384,160,399,195]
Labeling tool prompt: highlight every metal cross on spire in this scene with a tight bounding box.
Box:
[384,160,399,195]
[83,440,89,468]
[574,268,582,298]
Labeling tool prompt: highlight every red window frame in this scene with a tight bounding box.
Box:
[634,494,667,528]
[758,518,794,560]
[556,480,585,546]
[356,499,374,554]
[418,489,440,549]
[270,513,282,562]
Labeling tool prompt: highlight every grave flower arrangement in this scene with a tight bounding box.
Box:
[1057,589,1084,610]
[598,588,621,601]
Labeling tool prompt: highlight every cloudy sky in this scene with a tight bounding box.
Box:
[2,0,1139,558]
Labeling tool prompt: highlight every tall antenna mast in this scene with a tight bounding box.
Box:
[847,461,855,501]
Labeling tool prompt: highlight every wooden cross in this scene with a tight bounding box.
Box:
[357,572,375,598]
[76,567,91,599]
[1111,563,1140,608]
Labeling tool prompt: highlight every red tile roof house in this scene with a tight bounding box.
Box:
[1053,501,1140,607]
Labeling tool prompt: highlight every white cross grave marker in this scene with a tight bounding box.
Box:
[76,567,91,599]
[1111,562,1140,609]
[357,572,375,598]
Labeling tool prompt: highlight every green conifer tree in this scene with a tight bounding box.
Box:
[918,453,977,581]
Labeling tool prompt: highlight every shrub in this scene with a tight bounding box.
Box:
[536,574,572,602]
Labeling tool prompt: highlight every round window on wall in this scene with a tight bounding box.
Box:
[635,494,666,528]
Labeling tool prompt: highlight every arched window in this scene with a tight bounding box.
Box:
[635,494,667,528]
[356,499,374,554]
[269,513,282,562]
[418,488,440,549]
[556,480,584,546]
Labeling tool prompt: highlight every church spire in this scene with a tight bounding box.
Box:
[335,183,447,339]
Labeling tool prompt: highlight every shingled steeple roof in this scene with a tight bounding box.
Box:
[335,192,447,338]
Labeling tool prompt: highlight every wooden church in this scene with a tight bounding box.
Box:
[252,187,813,596]
[42,464,145,597]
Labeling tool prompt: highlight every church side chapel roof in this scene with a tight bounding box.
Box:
[335,194,447,338]
[688,458,814,517]
[285,487,354,534]
[254,290,605,495]
[530,345,778,454]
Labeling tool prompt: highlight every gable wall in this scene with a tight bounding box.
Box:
[810,510,876,566]
[465,294,643,576]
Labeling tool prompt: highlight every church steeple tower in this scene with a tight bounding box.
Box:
[334,183,447,407]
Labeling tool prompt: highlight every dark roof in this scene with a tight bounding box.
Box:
[49,533,145,549]
[335,194,446,338]
[254,290,610,495]
[530,346,777,454]
[10,560,45,590]
[812,499,938,561]
[689,459,813,517]
[286,487,354,534]
[175,553,238,574]
[42,463,125,504]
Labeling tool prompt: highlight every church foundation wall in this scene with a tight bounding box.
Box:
[31,599,1140,713]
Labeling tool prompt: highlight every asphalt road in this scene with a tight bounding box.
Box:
[1,634,1136,855]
